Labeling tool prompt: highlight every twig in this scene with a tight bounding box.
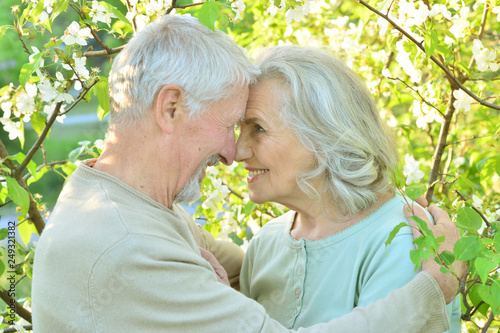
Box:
[70,3,114,55]
[22,160,68,181]
[429,176,458,189]
[454,189,491,229]
[0,288,32,323]
[125,0,138,32]
[3,325,33,333]
[445,134,500,146]
[387,76,444,116]
[355,0,500,111]
[0,199,13,208]
[84,45,125,58]
[59,79,99,116]
[480,311,495,333]
[222,182,244,200]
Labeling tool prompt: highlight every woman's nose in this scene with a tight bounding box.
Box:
[235,132,253,162]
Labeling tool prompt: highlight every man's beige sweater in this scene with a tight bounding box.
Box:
[32,162,449,332]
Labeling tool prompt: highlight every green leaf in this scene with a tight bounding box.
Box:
[480,157,496,188]
[19,52,43,88]
[0,228,8,240]
[69,146,85,163]
[477,281,500,315]
[388,163,405,189]
[474,257,497,284]
[424,30,437,57]
[436,250,455,266]
[410,246,431,270]
[405,185,426,201]
[31,111,46,135]
[243,201,257,215]
[495,154,500,177]
[60,163,77,177]
[6,178,30,216]
[18,221,38,248]
[439,266,453,274]
[31,0,45,23]
[453,236,482,261]
[93,76,110,120]
[198,1,221,31]
[51,0,69,20]
[0,258,4,277]
[27,165,50,186]
[456,207,482,232]
[494,232,500,253]
[385,222,408,249]
[99,2,132,27]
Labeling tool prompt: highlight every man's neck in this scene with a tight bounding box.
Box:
[93,122,178,208]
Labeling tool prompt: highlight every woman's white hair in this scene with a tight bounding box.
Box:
[108,15,260,125]
[255,45,398,215]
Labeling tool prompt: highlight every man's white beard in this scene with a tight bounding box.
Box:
[174,155,221,204]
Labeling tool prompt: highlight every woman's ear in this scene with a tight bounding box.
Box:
[155,84,184,135]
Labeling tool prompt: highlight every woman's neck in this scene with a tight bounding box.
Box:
[289,190,394,241]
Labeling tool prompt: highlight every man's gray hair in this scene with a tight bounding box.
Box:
[255,45,398,215]
[108,15,260,125]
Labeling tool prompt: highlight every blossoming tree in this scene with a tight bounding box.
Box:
[0,0,499,332]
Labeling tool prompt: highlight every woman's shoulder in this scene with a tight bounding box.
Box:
[253,210,295,238]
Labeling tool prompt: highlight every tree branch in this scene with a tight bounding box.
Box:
[0,288,32,323]
[480,311,495,333]
[355,0,500,111]
[15,103,62,178]
[425,94,456,202]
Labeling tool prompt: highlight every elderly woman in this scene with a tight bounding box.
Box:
[236,45,461,331]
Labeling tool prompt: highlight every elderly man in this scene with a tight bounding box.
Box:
[32,15,460,332]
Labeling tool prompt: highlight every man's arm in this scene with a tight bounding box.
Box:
[405,202,465,304]
[174,204,245,289]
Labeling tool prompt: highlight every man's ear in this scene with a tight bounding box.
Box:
[155,84,184,135]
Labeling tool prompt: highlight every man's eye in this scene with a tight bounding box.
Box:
[254,124,264,132]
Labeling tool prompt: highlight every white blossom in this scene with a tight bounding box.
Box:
[16,90,35,122]
[1,118,23,140]
[493,6,500,22]
[449,6,469,39]
[472,39,499,72]
[94,139,105,150]
[214,178,230,197]
[429,4,452,19]
[377,17,388,35]
[61,21,92,46]
[43,104,66,123]
[266,0,285,16]
[472,194,483,209]
[412,101,442,129]
[202,190,223,213]
[285,6,305,24]
[403,153,425,185]
[453,89,474,112]
[1,101,12,119]
[231,0,245,21]
[89,1,115,26]
[395,40,421,82]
